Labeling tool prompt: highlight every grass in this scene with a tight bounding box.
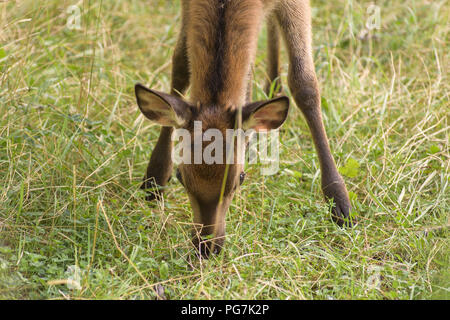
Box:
[0,0,448,299]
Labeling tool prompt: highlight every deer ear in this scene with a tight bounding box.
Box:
[242,96,290,131]
[135,83,191,127]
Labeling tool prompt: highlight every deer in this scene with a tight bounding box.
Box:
[135,0,352,257]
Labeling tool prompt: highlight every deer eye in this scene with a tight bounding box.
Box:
[176,168,184,186]
[239,172,246,185]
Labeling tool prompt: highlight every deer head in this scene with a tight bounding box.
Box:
[135,83,289,256]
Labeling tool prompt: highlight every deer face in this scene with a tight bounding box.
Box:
[135,83,289,255]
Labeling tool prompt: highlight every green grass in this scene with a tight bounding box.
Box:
[0,0,448,299]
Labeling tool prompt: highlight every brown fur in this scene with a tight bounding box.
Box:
[137,0,352,257]
[187,0,265,108]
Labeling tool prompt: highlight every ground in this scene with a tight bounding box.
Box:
[0,0,448,299]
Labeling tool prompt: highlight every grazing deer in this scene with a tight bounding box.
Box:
[135,0,352,257]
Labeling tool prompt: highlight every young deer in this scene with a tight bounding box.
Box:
[135,0,352,256]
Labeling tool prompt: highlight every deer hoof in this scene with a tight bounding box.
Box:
[322,176,354,227]
[140,177,170,202]
[192,237,224,258]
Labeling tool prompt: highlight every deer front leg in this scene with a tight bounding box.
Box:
[265,15,281,96]
[141,24,190,201]
[141,126,174,201]
[276,1,352,226]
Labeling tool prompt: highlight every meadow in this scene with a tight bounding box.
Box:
[0,0,448,299]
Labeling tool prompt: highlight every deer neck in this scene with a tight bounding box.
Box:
[186,0,264,109]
